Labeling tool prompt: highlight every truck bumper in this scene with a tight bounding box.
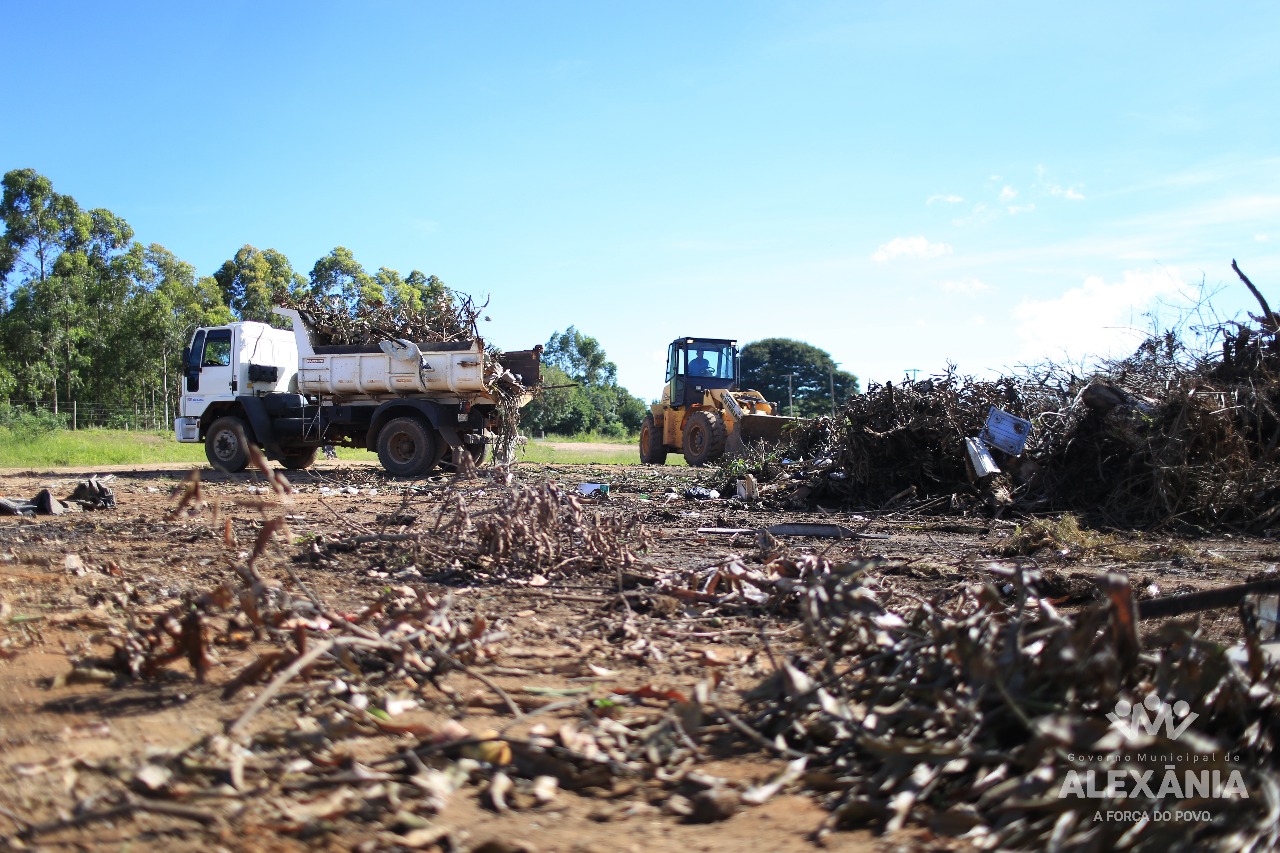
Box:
[174,417,200,443]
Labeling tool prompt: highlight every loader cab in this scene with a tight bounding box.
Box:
[667,337,737,407]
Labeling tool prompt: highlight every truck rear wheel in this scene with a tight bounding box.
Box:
[377,416,439,477]
[682,410,726,467]
[639,413,667,464]
[280,447,318,470]
[206,416,251,473]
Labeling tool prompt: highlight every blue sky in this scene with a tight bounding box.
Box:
[6,1,1280,398]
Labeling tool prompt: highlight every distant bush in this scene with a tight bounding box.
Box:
[0,404,70,436]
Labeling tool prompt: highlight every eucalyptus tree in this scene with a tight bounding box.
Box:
[214,245,306,324]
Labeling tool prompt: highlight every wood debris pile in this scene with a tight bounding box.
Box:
[740,559,1280,850]
[276,290,486,346]
[774,367,1037,510]
[753,273,1280,531]
[309,483,654,582]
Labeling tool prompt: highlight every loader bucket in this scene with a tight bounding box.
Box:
[725,413,800,455]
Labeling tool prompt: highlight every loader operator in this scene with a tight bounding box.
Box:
[689,350,714,376]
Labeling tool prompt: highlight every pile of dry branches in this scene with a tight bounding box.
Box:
[780,368,1041,507]
[742,559,1280,850]
[277,290,485,346]
[759,269,1280,531]
[311,483,653,581]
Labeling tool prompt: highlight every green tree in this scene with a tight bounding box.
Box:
[214,245,305,323]
[526,327,646,436]
[545,327,614,386]
[0,171,122,406]
[740,338,859,418]
[375,267,449,314]
[309,247,380,310]
[0,170,241,427]
[136,244,233,419]
[0,168,85,311]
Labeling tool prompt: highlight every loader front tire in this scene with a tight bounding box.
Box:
[639,413,667,464]
[206,416,251,473]
[377,416,439,477]
[682,410,726,467]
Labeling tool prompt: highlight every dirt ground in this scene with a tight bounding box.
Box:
[0,459,1265,852]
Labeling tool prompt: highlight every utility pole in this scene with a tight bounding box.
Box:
[787,373,796,418]
[829,363,840,417]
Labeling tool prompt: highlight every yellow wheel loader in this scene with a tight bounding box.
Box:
[639,337,800,466]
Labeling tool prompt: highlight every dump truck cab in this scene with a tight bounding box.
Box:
[641,336,796,467]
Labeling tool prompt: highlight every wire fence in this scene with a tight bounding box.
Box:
[1,400,175,432]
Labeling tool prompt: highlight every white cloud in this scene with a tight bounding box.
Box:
[941,277,991,296]
[952,202,993,227]
[927,194,964,206]
[1255,233,1272,243]
[1014,268,1185,362]
[871,236,954,263]
[1007,203,1036,215]
[999,185,1018,203]
[1047,184,1085,200]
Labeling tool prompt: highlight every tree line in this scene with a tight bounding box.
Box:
[0,168,855,437]
[0,168,647,435]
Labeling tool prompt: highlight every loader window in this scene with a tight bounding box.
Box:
[686,344,735,381]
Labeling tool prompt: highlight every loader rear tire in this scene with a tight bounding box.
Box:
[205,416,251,473]
[377,416,439,477]
[683,410,726,467]
[639,414,667,464]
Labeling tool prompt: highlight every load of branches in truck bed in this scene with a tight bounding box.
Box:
[276,290,486,346]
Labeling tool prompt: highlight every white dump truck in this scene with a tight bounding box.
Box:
[174,308,540,476]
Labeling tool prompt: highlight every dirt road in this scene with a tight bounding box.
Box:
[0,462,1260,851]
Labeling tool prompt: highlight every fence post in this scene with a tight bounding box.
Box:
[73,400,77,431]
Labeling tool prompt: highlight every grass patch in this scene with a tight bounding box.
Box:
[0,428,208,468]
[0,428,684,469]
[995,514,1216,563]
[518,441,651,465]
[536,432,638,445]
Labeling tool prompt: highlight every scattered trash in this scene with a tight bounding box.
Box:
[964,436,1000,483]
[683,487,720,501]
[978,405,1032,455]
[67,476,116,509]
[578,483,610,497]
[0,478,114,516]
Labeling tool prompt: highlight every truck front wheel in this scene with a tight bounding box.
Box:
[206,416,251,473]
[377,416,439,477]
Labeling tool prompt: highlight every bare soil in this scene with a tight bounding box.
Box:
[0,460,1264,852]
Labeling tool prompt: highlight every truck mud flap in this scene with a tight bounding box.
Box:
[240,397,286,461]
